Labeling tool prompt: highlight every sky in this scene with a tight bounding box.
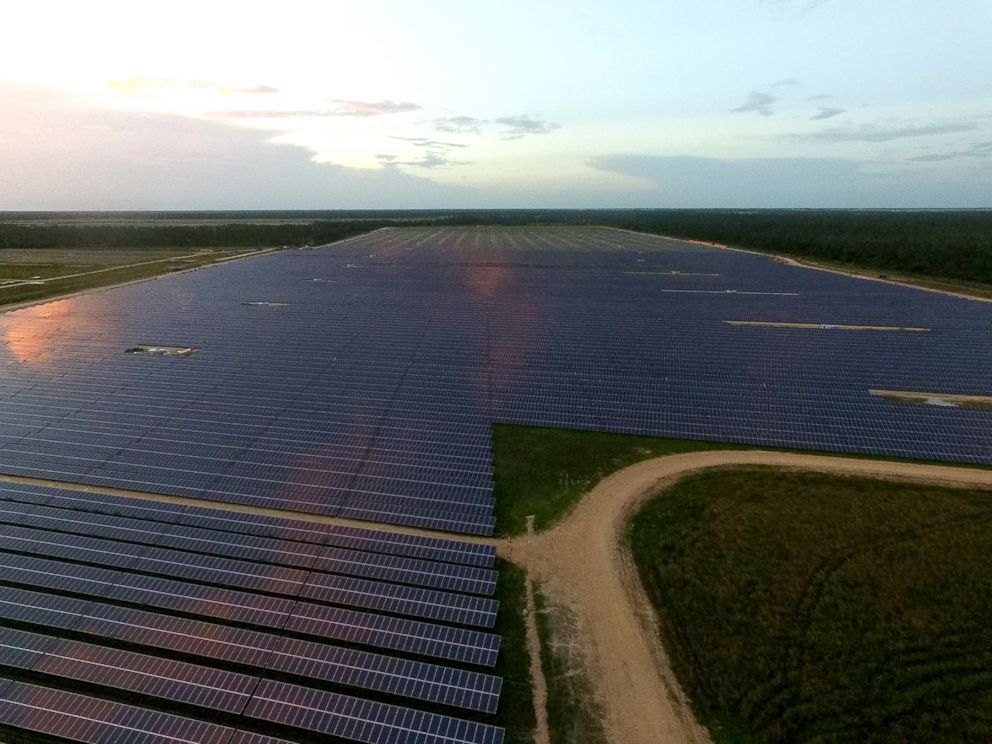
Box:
[1,0,990,209]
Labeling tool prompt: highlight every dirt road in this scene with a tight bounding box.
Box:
[508,451,992,744]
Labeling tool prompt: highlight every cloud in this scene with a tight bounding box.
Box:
[907,141,992,162]
[329,99,422,116]
[109,77,279,96]
[383,136,472,169]
[0,83,470,209]
[806,94,832,101]
[772,78,801,88]
[212,100,423,120]
[494,115,561,140]
[810,107,845,120]
[587,153,992,207]
[431,114,562,139]
[391,136,468,150]
[237,85,280,95]
[390,152,472,170]
[212,109,332,119]
[732,91,776,116]
[791,121,978,143]
[433,116,486,134]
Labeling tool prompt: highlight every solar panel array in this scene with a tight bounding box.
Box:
[0,224,990,741]
[0,227,989,540]
[0,483,504,742]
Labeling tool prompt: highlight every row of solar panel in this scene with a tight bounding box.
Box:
[0,502,497,595]
[0,424,493,473]
[8,351,986,406]
[2,382,496,418]
[0,592,500,714]
[0,441,497,532]
[0,461,498,534]
[0,432,494,494]
[0,482,495,567]
[0,552,499,666]
[0,465,498,535]
[0,526,498,627]
[0,676,502,744]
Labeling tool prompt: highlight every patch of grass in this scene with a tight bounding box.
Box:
[534,587,607,744]
[0,248,261,307]
[628,467,992,743]
[491,424,757,536]
[490,424,991,537]
[493,559,538,744]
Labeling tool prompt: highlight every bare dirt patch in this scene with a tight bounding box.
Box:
[871,388,992,409]
[726,320,930,332]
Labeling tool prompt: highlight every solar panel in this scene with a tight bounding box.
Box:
[0,552,120,598]
[0,626,58,670]
[284,601,501,667]
[71,602,501,712]
[0,500,496,595]
[324,525,496,568]
[75,602,279,669]
[0,680,236,744]
[310,546,497,596]
[300,573,499,627]
[0,564,500,667]
[264,636,502,713]
[0,585,89,631]
[0,482,497,569]
[30,635,259,714]
[245,678,504,744]
[107,573,297,627]
[228,733,299,744]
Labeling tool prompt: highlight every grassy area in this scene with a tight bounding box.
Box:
[768,253,992,301]
[534,587,607,744]
[0,247,264,307]
[490,424,992,537]
[493,559,538,744]
[628,467,992,743]
[491,424,759,535]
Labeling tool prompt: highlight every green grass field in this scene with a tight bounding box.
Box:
[628,467,992,743]
[492,560,538,744]
[0,247,264,307]
[533,587,606,744]
[490,424,758,535]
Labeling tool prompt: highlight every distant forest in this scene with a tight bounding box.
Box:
[2,209,990,285]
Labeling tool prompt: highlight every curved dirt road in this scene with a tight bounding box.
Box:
[507,451,992,744]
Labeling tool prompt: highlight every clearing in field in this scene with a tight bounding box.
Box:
[0,246,268,306]
[725,320,931,332]
[870,389,992,409]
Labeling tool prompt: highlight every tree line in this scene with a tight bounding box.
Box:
[2,209,990,285]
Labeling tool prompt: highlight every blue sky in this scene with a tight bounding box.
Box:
[1,0,990,208]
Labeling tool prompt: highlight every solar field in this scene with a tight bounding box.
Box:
[0,225,990,743]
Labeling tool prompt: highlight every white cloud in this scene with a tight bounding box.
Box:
[0,84,470,209]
